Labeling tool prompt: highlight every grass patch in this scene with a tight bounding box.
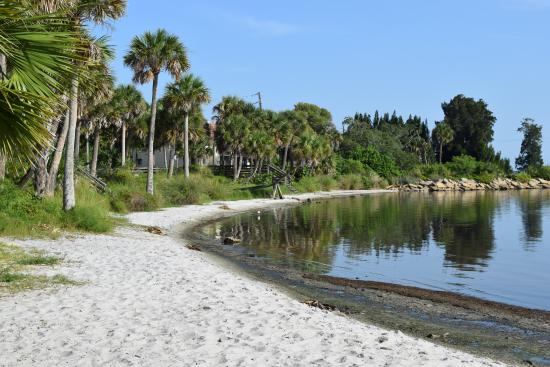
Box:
[15,255,59,266]
[107,168,270,212]
[0,179,118,238]
[0,242,76,294]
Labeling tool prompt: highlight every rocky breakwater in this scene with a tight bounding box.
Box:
[393,177,550,192]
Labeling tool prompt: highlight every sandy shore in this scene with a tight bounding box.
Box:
[0,190,508,366]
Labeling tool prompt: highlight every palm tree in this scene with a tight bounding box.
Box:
[156,102,181,177]
[277,110,307,170]
[112,85,146,166]
[218,114,250,180]
[0,1,83,162]
[63,0,126,211]
[212,96,255,166]
[164,74,210,177]
[124,29,189,193]
[433,122,454,163]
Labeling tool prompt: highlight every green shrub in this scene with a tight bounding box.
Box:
[445,155,503,179]
[293,176,322,192]
[417,164,452,180]
[513,171,532,183]
[64,205,114,233]
[108,167,136,184]
[338,174,365,190]
[361,170,387,188]
[361,146,402,179]
[336,157,366,175]
[475,173,497,184]
[527,166,550,180]
[0,180,115,238]
[446,155,479,177]
[318,175,338,190]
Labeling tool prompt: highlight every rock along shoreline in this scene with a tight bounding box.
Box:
[391,177,550,192]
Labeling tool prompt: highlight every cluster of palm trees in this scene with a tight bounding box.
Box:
[213,99,338,180]
[0,0,340,210]
[0,0,126,210]
[0,1,215,208]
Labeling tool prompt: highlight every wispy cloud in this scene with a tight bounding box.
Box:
[226,14,302,37]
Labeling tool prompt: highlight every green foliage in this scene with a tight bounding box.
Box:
[516,118,543,171]
[528,166,550,180]
[292,175,349,192]
[0,180,115,238]
[416,164,452,180]
[476,173,497,184]
[346,146,401,179]
[513,172,532,183]
[338,174,365,190]
[335,157,366,175]
[445,155,501,178]
[107,170,273,212]
[432,122,454,163]
[0,1,85,158]
[440,94,496,162]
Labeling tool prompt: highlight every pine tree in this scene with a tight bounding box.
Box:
[516,118,543,171]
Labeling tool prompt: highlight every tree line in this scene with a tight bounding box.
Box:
[0,1,546,214]
[341,94,544,179]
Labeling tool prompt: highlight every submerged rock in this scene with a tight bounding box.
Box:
[223,237,241,245]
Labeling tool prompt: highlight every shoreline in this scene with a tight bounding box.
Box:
[0,190,512,366]
[183,194,550,366]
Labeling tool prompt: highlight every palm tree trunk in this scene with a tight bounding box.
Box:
[168,145,175,178]
[233,153,238,180]
[282,141,291,170]
[90,129,100,177]
[236,154,243,179]
[17,167,34,188]
[46,109,70,196]
[34,118,60,197]
[85,134,90,169]
[0,54,6,180]
[184,112,190,178]
[121,121,127,167]
[34,149,49,197]
[74,119,81,164]
[0,153,5,181]
[146,74,159,194]
[63,77,78,211]
[163,145,167,169]
[439,142,443,164]
[258,158,264,174]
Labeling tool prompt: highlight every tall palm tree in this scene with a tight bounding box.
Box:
[433,122,454,163]
[124,29,189,194]
[63,0,126,211]
[164,74,210,177]
[112,85,146,166]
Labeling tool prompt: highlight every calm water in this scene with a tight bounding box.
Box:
[200,191,550,310]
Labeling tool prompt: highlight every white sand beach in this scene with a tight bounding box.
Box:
[0,191,507,367]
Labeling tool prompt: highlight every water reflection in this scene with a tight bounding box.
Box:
[200,190,550,309]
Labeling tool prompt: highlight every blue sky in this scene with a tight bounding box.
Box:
[100,0,550,162]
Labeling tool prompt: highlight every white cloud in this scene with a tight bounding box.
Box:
[227,14,302,36]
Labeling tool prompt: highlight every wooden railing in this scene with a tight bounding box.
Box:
[76,167,107,192]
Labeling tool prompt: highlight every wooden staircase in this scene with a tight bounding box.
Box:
[76,167,107,193]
